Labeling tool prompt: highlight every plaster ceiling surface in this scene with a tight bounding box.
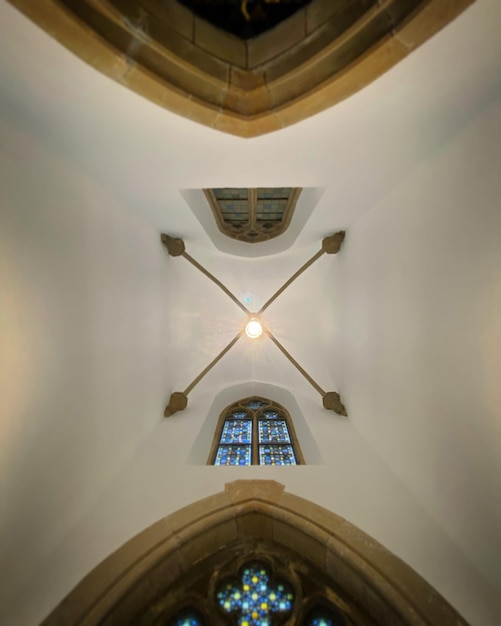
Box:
[1,1,501,625]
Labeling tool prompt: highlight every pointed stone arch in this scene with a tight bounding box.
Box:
[41,480,467,625]
[8,0,473,137]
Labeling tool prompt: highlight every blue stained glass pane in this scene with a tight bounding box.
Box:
[169,607,204,626]
[258,420,291,444]
[220,200,248,215]
[216,562,293,626]
[244,399,267,409]
[256,199,287,220]
[215,445,251,466]
[304,605,345,626]
[257,187,292,200]
[261,409,280,419]
[259,445,296,466]
[214,188,249,201]
[220,420,252,444]
[232,410,250,419]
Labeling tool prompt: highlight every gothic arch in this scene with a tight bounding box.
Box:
[41,480,467,625]
[8,0,473,137]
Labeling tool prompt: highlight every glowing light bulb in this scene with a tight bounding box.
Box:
[245,319,263,339]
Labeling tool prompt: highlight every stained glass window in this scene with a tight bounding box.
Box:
[212,397,302,466]
[216,562,294,625]
[221,419,252,444]
[215,445,252,466]
[256,187,291,226]
[262,409,280,419]
[304,605,345,626]
[205,188,301,243]
[258,420,290,443]
[164,554,350,626]
[244,399,267,409]
[168,607,204,626]
[259,445,296,466]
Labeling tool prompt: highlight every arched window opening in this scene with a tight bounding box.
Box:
[42,480,468,626]
[209,397,304,465]
[204,188,301,243]
[162,551,353,626]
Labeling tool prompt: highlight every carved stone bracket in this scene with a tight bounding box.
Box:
[322,231,345,254]
[322,392,347,417]
[164,392,188,417]
[161,234,185,257]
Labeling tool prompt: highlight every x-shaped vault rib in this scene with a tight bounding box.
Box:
[161,232,347,418]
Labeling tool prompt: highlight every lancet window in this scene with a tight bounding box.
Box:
[204,188,301,243]
[209,397,304,466]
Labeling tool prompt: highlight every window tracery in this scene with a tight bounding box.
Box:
[204,188,301,243]
[164,556,349,626]
[44,480,467,626]
[209,397,304,465]
[216,561,294,625]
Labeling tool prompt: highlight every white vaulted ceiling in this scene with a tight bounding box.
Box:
[1,1,501,625]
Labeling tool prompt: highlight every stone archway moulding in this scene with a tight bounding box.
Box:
[8,0,474,138]
[41,480,468,625]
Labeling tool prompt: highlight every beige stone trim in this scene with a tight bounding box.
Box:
[8,0,474,137]
[41,480,468,625]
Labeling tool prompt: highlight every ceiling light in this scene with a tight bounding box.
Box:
[245,318,263,339]
[162,231,347,417]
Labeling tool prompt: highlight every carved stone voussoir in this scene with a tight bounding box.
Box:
[164,392,188,417]
[322,231,346,254]
[161,234,185,257]
[323,392,347,416]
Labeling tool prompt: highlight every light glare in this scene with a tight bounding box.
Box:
[245,319,262,339]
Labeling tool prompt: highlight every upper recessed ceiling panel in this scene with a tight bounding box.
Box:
[9,0,474,137]
[205,187,301,243]
[182,187,323,257]
[178,0,313,39]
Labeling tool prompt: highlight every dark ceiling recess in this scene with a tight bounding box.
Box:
[178,0,313,39]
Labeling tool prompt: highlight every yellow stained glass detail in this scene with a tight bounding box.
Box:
[216,562,294,624]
